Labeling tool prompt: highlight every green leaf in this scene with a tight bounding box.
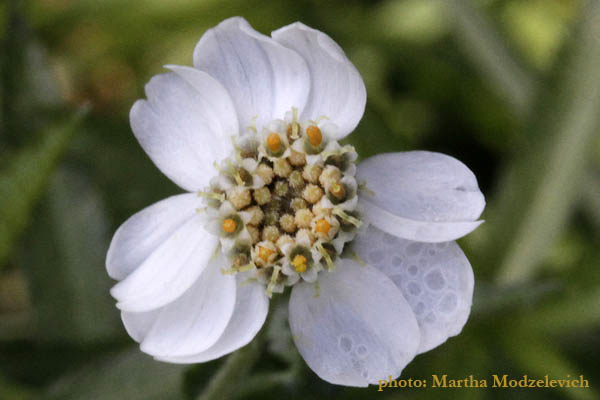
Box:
[0,109,87,269]
[505,334,597,400]
[45,348,186,400]
[445,0,537,117]
[22,165,121,343]
[484,1,600,285]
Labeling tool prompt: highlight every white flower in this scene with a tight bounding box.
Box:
[106,17,485,387]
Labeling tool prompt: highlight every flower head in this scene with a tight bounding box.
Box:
[106,17,485,387]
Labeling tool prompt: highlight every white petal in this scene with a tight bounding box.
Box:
[358,151,485,242]
[353,225,474,354]
[193,17,310,131]
[110,214,219,312]
[131,67,237,192]
[140,257,236,357]
[106,193,202,281]
[155,277,268,363]
[272,22,366,139]
[121,309,161,343]
[289,259,420,387]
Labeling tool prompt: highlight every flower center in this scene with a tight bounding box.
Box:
[306,125,322,147]
[201,108,361,296]
[222,218,237,233]
[291,254,308,273]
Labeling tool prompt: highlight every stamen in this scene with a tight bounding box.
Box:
[287,107,300,139]
[291,254,308,273]
[358,180,375,196]
[316,242,335,271]
[321,145,354,161]
[306,125,323,147]
[197,191,225,202]
[351,251,366,267]
[247,115,258,134]
[230,136,242,163]
[222,218,237,234]
[267,133,282,152]
[266,266,282,297]
[332,208,362,228]
[330,182,346,199]
[221,263,255,275]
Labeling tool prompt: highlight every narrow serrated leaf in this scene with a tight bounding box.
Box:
[0,108,87,268]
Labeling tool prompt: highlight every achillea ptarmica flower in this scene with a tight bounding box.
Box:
[106,17,485,387]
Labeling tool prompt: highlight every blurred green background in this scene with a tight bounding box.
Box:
[1,0,600,399]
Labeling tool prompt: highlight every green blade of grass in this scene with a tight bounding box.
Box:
[0,108,88,269]
[484,1,600,285]
[445,0,537,117]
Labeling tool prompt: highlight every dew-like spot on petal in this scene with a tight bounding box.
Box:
[408,282,422,296]
[425,269,445,291]
[392,256,404,267]
[428,249,436,256]
[408,265,418,276]
[368,251,385,264]
[390,274,403,286]
[414,302,426,315]
[406,242,423,256]
[383,233,396,244]
[339,335,353,353]
[425,312,436,323]
[439,293,458,313]
[356,344,368,358]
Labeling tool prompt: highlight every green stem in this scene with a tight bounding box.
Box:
[196,338,262,400]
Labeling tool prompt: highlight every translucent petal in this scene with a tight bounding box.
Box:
[106,193,202,281]
[121,309,160,343]
[110,214,219,312]
[140,257,236,357]
[358,151,485,242]
[130,68,236,192]
[289,259,420,387]
[352,225,474,353]
[155,277,268,363]
[272,22,366,139]
[194,17,310,131]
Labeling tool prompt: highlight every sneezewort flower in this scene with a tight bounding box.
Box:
[106,17,485,387]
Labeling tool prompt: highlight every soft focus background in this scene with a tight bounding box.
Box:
[1,0,600,399]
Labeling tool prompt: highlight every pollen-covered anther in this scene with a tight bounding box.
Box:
[294,208,314,228]
[266,133,282,153]
[306,125,323,147]
[253,187,271,205]
[291,254,308,273]
[288,149,306,167]
[222,218,237,234]
[226,186,251,210]
[246,206,264,225]
[255,163,274,185]
[280,214,297,233]
[247,225,260,243]
[262,225,280,242]
[302,164,323,184]
[273,159,292,178]
[302,184,324,204]
[319,165,342,188]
